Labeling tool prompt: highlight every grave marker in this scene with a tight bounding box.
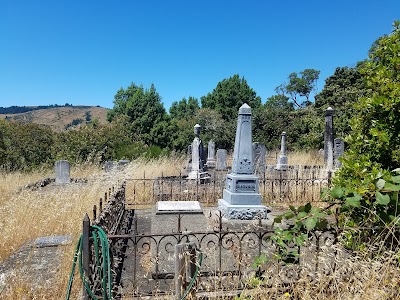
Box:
[334,138,344,168]
[252,142,266,175]
[206,140,216,168]
[216,149,228,171]
[218,104,269,220]
[324,107,334,170]
[276,132,288,170]
[55,160,70,184]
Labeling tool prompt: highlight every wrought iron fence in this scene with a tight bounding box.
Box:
[125,168,332,207]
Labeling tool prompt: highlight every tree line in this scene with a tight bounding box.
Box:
[0,21,398,171]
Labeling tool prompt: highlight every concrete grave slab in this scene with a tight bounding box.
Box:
[156,201,203,214]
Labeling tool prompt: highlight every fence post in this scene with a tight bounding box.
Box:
[93,205,97,221]
[82,213,91,300]
[175,242,197,300]
[327,170,332,187]
[99,198,103,213]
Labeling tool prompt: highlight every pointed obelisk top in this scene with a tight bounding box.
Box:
[238,103,251,115]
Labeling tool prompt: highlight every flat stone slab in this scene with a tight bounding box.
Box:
[31,235,72,248]
[156,201,203,214]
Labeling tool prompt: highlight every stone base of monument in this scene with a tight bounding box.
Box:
[187,171,211,183]
[218,199,270,220]
[156,201,203,215]
[206,160,216,168]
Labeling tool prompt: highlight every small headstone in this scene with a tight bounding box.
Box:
[252,142,266,175]
[276,132,288,170]
[218,104,269,220]
[187,124,209,180]
[216,149,228,171]
[334,138,345,168]
[104,161,117,172]
[55,160,70,184]
[118,159,130,166]
[206,140,216,168]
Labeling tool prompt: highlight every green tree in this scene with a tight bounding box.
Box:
[332,21,400,227]
[107,83,168,146]
[253,95,294,149]
[314,66,368,138]
[169,96,200,119]
[276,69,320,107]
[201,74,262,121]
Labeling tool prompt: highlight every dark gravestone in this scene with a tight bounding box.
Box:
[334,138,345,168]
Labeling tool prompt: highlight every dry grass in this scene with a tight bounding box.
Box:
[1,153,398,299]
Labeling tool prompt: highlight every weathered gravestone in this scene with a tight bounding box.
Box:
[218,104,269,220]
[206,140,216,168]
[55,160,70,184]
[276,132,288,170]
[216,149,228,171]
[104,161,117,172]
[187,124,209,180]
[252,142,266,176]
[334,138,345,169]
[324,107,334,170]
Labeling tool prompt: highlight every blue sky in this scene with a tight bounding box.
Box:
[1,0,399,110]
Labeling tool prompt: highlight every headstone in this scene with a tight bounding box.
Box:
[276,132,288,170]
[55,160,70,184]
[334,138,345,168]
[156,201,203,215]
[206,140,216,168]
[104,161,117,172]
[118,159,130,166]
[252,142,266,175]
[324,107,334,170]
[187,124,210,180]
[218,104,269,220]
[216,149,228,171]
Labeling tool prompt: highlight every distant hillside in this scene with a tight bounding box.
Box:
[0,106,109,132]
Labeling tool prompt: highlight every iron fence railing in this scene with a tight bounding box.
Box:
[125,168,332,207]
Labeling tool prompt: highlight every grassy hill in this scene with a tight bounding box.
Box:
[0,106,109,131]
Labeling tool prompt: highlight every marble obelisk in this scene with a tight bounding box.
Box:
[218,104,269,220]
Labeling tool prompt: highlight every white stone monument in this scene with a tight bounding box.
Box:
[206,140,216,168]
[55,160,70,185]
[218,104,269,220]
[276,132,288,170]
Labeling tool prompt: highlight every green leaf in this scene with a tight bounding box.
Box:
[345,194,362,208]
[391,175,400,183]
[274,215,283,223]
[281,230,293,241]
[375,191,390,205]
[297,212,308,219]
[376,178,386,190]
[294,234,307,246]
[289,205,297,212]
[283,212,295,219]
[316,219,328,229]
[331,187,344,199]
[383,182,400,191]
[304,217,317,231]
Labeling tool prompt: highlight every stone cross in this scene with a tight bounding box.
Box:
[206,140,216,168]
[216,149,227,171]
[276,132,288,170]
[218,103,269,220]
[324,107,334,170]
[252,142,266,176]
[55,160,70,184]
[334,138,345,168]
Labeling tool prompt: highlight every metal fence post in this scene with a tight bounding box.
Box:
[82,213,91,300]
[175,242,197,300]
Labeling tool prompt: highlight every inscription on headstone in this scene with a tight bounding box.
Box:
[55,160,70,184]
[216,149,227,171]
